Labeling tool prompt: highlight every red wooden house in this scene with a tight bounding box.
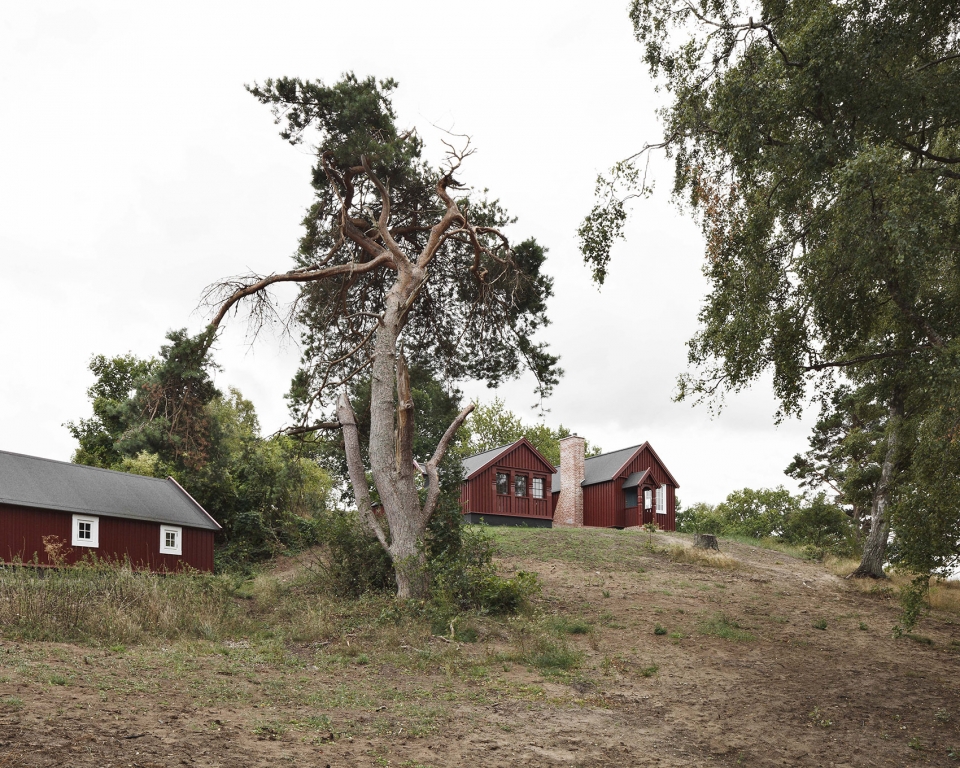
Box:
[460,435,679,530]
[0,450,221,572]
[552,436,679,530]
[460,438,556,527]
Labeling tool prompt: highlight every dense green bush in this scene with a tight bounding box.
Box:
[305,511,395,597]
[678,488,859,557]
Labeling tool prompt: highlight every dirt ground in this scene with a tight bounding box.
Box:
[1,529,959,767]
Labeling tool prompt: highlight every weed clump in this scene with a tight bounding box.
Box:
[698,612,754,642]
[515,634,582,674]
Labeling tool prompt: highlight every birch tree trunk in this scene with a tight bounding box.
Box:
[850,392,904,579]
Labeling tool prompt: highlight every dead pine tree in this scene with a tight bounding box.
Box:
[203,75,559,598]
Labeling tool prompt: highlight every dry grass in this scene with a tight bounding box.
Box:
[822,556,861,578]
[821,556,960,617]
[666,545,741,570]
[928,578,960,613]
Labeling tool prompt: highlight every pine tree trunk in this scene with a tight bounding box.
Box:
[850,392,903,579]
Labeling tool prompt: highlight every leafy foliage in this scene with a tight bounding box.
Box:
[582,0,960,579]
[66,331,332,565]
[677,487,855,555]
[464,397,601,465]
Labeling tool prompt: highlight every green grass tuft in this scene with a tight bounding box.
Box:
[699,612,754,642]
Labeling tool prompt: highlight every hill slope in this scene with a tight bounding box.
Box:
[1,528,958,767]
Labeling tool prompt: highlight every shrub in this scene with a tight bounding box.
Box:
[427,517,539,615]
[303,510,395,597]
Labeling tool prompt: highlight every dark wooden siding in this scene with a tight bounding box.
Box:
[581,445,677,531]
[0,503,215,572]
[461,443,554,521]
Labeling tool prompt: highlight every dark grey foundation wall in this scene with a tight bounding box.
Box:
[463,513,553,528]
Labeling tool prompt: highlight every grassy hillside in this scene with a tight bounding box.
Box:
[1,527,959,766]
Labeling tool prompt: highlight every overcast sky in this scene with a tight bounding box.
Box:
[0,2,818,505]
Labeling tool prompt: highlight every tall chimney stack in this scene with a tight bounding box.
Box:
[555,434,585,527]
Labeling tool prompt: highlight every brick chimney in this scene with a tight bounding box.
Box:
[554,435,585,527]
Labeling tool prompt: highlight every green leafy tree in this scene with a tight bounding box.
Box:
[464,397,601,466]
[715,487,800,539]
[782,492,852,552]
[204,75,559,597]
[785,386,887,540]
[67,334,332,564]
[581,0,960,580]
[675,501,723,534]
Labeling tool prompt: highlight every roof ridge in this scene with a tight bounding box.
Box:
[583,443,644,461]
[0,450,169,483]
[460,442,516,460]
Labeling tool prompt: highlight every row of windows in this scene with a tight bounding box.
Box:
[70,514,183,555]
[489,471,669,511]
[494,473,546,499]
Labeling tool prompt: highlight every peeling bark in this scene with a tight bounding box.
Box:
[850,391,904,579]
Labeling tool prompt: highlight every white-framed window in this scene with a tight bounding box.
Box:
[514,475,528,497]
[159,525,183,556]
[532,477,544,499]
[644,489,652,510]
[656,486,667,514]
[72,514,99,548]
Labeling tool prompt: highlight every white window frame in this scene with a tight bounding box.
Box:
[532,477,544,499]
[71,514,99,548]
[656,486,667,515]
[159,525,183,556]
[644,489,652,510]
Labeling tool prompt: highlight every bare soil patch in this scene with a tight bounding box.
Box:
[2,528,959,766]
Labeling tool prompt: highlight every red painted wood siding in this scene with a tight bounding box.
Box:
[0,503,215,572]
[460,444,554,520]
[582,445,677,531]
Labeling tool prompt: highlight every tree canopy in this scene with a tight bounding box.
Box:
[66,331,332,563]
[205,75,558,597]
[582,0,960,580]
[463,397,601,466]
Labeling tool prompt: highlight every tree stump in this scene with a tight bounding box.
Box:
[694,533,720,551]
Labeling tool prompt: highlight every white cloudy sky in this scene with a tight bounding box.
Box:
[0,1,817,505]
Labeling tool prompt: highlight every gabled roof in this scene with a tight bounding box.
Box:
[551,441,679,493]
[461,438,556,480]
[461,444,514,478]
[622,469,660,489]
[0,450,221,531]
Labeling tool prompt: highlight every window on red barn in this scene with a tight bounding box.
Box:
[532,477,544,499]
[514,475,527,497]
[495,473,509,495]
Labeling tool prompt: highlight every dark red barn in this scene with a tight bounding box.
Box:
[460,435,679,530]
[460,438,556,526]
[0,450,220,572]
[552,436,679,531]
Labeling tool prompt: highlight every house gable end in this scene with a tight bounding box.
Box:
[462,438,556,480]
[616,443,680,489]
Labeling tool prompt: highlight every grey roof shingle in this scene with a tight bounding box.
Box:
[551,444,649,493]
[461,443,515,478]
[0,450,221,531]
[622,469,658,489]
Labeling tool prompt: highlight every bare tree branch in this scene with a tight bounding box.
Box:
[337,391,389,550]
[422,403,475,523]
